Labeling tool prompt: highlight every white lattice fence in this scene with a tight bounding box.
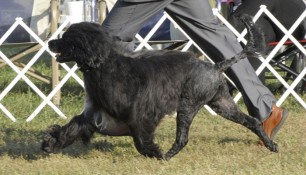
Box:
[0,17,84,122]
[0,5,305,122]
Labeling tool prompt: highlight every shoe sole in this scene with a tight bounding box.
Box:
[270,109,289,140]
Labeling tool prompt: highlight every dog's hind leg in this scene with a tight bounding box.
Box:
[129,120,163,159]
[207,84,278,152]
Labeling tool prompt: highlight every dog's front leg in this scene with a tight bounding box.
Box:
[42,113,95,153]
[129,121,163,159]
[164,107,199,160]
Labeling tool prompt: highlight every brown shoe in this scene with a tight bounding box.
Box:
[262,104,289,140]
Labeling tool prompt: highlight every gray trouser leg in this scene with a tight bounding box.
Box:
[102,0,276,121]
[225,59,275,120]
[102,1,172,38]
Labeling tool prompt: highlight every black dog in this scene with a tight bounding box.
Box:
[42,14,277,160]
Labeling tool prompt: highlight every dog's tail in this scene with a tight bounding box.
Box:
[215,14,265,72]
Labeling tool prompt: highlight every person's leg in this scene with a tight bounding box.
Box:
[102,0,173,49]
[165,0,276,121]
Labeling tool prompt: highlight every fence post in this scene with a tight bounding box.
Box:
[51,0,61,106]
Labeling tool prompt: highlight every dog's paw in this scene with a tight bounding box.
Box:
[163,152,174,161]
[41,125,62,153]
[268,142,279,152]
[260,137,279,153]
[41,133,57,153]
[48,124,61,132]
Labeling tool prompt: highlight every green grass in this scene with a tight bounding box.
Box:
[0,52,306,174]
[0,107,306,175]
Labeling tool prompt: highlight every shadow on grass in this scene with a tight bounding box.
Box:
[0,127,133,161]
[0,127,45,160]
[218,136,254,145]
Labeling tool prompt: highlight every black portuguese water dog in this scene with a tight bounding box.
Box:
[42,14,277,160]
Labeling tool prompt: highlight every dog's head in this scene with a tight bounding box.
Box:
[41,125,62,153]
[48,22,113,71]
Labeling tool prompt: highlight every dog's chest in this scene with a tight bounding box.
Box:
[83,71,135,114]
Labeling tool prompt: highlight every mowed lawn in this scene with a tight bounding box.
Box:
[0,99,305,175]
[0,53,306,174]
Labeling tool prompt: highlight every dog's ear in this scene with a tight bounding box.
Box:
[93,30,113,63]
[66,23,116,70]
[80,27,113,69]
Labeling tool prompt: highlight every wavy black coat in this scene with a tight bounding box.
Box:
[42,14,277,160]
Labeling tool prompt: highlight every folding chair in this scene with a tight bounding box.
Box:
[225,1,306,95]
[267,40,306,94]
